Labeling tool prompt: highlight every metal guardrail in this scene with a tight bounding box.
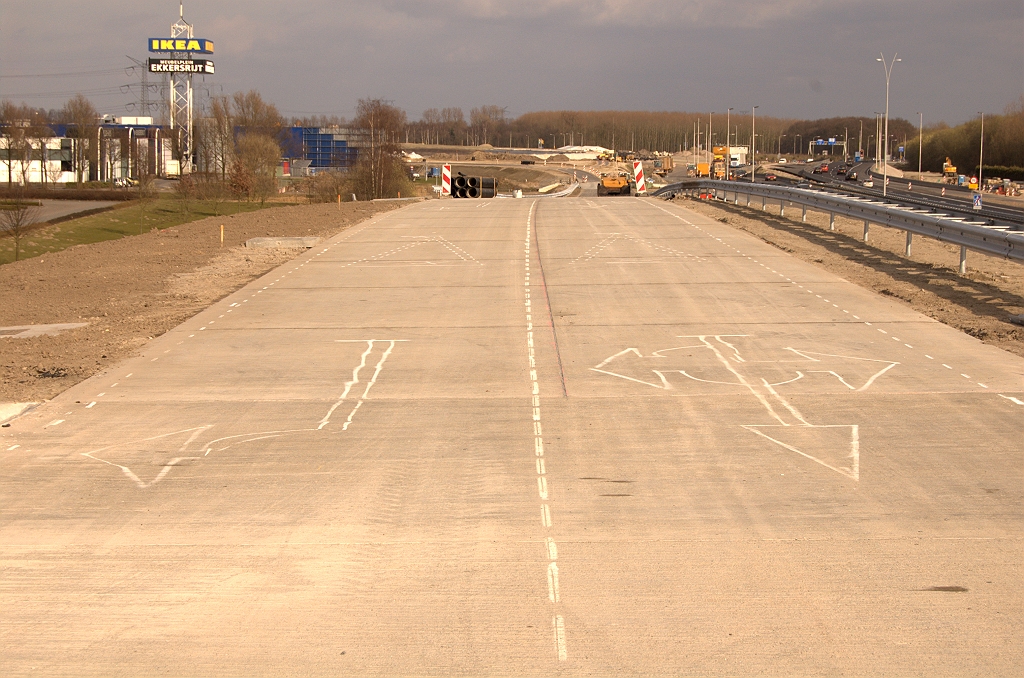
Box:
[796,167,1024,226]
[652,180,1024,264]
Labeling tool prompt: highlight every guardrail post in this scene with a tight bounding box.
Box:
[762,195,767,211]
[780,201,785,218]
[746,193,751,207]
[863,221,870,242]
[801,205,807,223]
[905,232,913,257]
[829,213,836,231]
[959,246,967,274]
[733,192,738,205]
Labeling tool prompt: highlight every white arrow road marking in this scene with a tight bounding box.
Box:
[592,336,901,481]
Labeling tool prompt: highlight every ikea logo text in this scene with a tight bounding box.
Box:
[148,38,214,54]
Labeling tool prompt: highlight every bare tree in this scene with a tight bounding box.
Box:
[197,95,233,180]
[0,188,41,261]
[232,133,280,206]
[353,99,408,200]
[440,107,466,145]
[232,90,284,139]
[470,105,507,146]
[27,110,54,188]
[62,94,98,185]
[0,101,29,187]
[195,172,227,215]
[175,174,197,216]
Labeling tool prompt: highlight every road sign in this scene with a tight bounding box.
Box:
[441,164,451,195]
[973,193,983,210]
[632,161,647,194]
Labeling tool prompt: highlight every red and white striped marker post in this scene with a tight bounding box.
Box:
[632,161,647,194]
[441,164,452,196]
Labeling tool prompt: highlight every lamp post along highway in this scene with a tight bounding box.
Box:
[978,112,985,190]
[708,112,713,169]
[726,107,733,180]
[751,105,759,183]
[917,112,923,181]
[877,53,900,197]
[874,113,881,165]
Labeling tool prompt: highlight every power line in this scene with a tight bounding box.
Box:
[0,68,126,79]
[0,87,126,100]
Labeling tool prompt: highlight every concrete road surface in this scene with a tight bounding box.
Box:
[2,197,1022,676]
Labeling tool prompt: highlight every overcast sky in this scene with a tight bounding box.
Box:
[1,1,1021,125]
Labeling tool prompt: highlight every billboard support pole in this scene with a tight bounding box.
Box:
[169,3,194,174]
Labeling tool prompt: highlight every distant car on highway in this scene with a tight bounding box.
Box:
[846,171,858,181]
[765,173,778,181]
[862,180,874,187]
[837,166,847,175]
[777,158,788,164]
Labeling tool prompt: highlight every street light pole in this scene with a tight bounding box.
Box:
[726,107,733,180]
[878,114,883,163]
[978,111,985,189]
[751,105,759,182]
[877,52,901,197]
[859,120,863,161]
[917,112,923,181]
[708,112,713,170]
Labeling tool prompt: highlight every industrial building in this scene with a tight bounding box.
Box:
[0,117,178,184]
[285,127,366,176]
[0,119,366,184]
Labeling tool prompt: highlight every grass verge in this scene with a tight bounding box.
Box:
[0,197,281,265]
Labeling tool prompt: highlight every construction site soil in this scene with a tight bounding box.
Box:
[675,195,1024,359]
[3,196,1022,406]
[1,201,402,404]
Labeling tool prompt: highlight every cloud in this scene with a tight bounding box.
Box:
[0,0,1020,123]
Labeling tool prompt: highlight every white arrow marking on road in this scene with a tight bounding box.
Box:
[592,336,901,481]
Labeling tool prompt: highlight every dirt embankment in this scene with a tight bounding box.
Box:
[1,201,403,403]
[674,196,1024,358]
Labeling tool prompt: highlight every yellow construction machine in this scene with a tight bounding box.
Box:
[597,173,632,196]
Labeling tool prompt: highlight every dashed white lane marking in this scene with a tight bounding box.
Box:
[8,444,20,450]
[44,419,64,428]
[1000,395,1024,405]
[524,201,566,662]
[85,402,96,409]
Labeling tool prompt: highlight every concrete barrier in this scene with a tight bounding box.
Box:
[245,237,320,249]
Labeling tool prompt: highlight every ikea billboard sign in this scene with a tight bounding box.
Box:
[148,38,214,54]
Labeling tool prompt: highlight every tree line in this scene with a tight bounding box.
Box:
[8,88,1024,198]
[904,99,1024,180]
